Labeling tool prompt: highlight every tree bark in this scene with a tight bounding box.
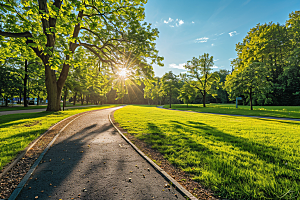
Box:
[63,87,68,111]
[73,92,77,106]
[24,60,28,107]
[86,95,89,105]
[81,94,84,105]
[37,95,40,105]
[250,90,253,110]
[203,90,206,107]
[169,86,172,108]
[45,64,61,111]
[5,97,8,107]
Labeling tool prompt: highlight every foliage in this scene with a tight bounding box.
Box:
[184,53,220,107]
[177,74,196,107]
[227,11,300,106]
[0,0,163,111]
[144,77,162,106]
[225,62,272,110]
[115,105,300,199]
[160,71,180,108]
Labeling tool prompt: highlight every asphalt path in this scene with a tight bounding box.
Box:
[16,107,185,199]
[0,105,97,116]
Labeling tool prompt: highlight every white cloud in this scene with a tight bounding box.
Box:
[164,17,173,24]
[192,21,195,24]
[228,58,234,61]
[212,65,218,69]
[211,43,214,46]
[195,37,209,43]
[169,63,186,70]
[229,31,239,37]
[164,18,184,27]
[214,59,219,62]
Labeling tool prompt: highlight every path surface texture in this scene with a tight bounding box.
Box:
[16,107,185,200]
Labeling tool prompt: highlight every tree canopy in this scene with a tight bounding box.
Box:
[0,0,163,111]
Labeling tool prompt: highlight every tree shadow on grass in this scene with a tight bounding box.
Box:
[0,111,56,129]
[170,120,299,172]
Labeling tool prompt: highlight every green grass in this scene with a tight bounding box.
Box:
[0,105,47,111]
[0,104,120,170]
[0,103,98,111]
[163,104,300,119]
[115,105,300,199]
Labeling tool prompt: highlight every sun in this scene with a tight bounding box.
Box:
[118,68,128,78]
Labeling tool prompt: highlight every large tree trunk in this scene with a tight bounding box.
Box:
[203,90,206,107]
[24,60,28,107]
[45,65,61,111]
[250,90,253,110]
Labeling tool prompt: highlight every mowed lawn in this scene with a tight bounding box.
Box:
[115,105,300,199]
[164,104,300,119]
[0,105,120,170]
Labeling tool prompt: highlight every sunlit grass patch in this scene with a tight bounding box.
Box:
[0,105,119,170]
[115,105,300,199]
[164,104,300,119]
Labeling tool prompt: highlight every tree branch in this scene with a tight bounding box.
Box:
[0,30,32,37]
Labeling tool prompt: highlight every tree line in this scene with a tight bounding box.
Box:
[0,0,163,111]
[1,2,299,110]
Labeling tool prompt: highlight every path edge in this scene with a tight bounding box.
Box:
[109,111,198,200]
[5,106,121,200]
[0,111,84,180]
[7,113,87,200]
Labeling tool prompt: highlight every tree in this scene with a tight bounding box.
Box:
[225,62,272,110]
[184,53,220,107]
[144,77,162,106]
[215,69,230,103]
[0,0,163,111]
[161,71,180,108]
[178,83,196,107]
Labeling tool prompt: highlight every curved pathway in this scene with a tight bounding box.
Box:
[15,107,186,199]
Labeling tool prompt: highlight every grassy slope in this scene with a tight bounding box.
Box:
[115,105,300,199]
[0,105,120,170]
[163,104,300,119]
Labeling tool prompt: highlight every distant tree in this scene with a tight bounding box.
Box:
[144,77,162,106]
[215,69,230,103]
[178,82,196,107]
[184,53,220,107]
[161,71,180,108]
[225,62,272,110]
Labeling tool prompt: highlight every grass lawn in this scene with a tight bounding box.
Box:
[0,105,47,111]
[0,103,98,112]
[115,105,300,199]
[0,104,120,171]
[163,104,300,119]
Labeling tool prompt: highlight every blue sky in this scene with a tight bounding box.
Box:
[144,0,300,77]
